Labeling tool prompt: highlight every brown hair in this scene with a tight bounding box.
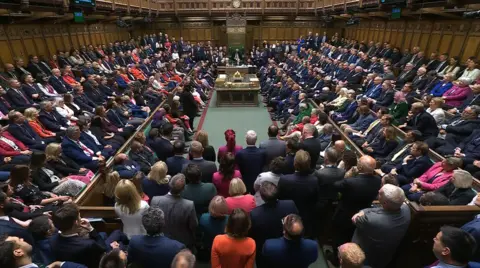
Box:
[208,195,228,218]
[294,150,311,173]
[225,208,251,238]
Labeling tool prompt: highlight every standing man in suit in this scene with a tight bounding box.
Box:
[128,207,186,267]
[150,174,198,251]
[262,214,318,268]
[236,130,267,194]
[186,141,217,183]
[250,181,299,268]
[178,86,197,129]
[259,125,286,169]
[352,184,411,268]
[151,123,174,162]
[328,155,381,266]
[166,140,190,176]
[300,124,322,169]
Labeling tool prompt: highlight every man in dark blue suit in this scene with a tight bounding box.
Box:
[262,214,318,268]
[128,207,185,267]
[151,123,175,162]
[0,191,34,246]
[50,203,123,268]
[62,126,104,172]
[250,182,299,268]
[38,100,69,134]
[7,111,46,150]
[166,140,189,176]
[49,68,72,94]
[73,85,96,114]
[6,79,36,111]
[113,153,142,179]
[391,141,432,185]
[236,130,267,194]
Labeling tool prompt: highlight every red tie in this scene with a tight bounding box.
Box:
[78,142,94,156]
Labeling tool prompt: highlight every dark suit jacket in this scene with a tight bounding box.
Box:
[180,90,197,118]
[49,76,71,94]
[129,147,157,174]
[151,137,174,162]
[445,118,480,146]
[300,137,322,169]
[47,155,82,177]
[128,235,185,268]
[411,75,429,92]
[262,237,318,268]
[250,200,299,266]
[0,218,34,246]
[38,110,69,132]
[7,122,42,147]
[22,83,45,102]
[73,94,96,113]
[166,155,190,176]
[278,172,319,237]
[375,90,394,107]
[333,173,381,225]
[185,158,217,183]
[436,181,477,206]
[61,138,95,165]
[50,231,107,268]
[314,167,345,206]
[6,88,33,109]
[406,111,439,139]
[236,146,267,193]
[395,155,432,182]
[459,129,480,164]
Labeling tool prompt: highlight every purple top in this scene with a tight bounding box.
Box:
[217,145,243,162]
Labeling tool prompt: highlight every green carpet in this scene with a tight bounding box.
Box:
[193,90,330,268]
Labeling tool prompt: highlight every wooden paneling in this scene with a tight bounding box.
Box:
[463,36,480,61]
[438,34,453,54]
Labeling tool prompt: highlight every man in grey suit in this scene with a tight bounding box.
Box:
[351,184,411,268]
[260,125,286,169]
[184,141,217,183]
[150,174,198,250]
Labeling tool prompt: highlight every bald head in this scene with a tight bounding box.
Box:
[114,153,128,164]
[334,140,346,152]
[190,141,203,157]
[357,155,376,174]
[283,214,304,241]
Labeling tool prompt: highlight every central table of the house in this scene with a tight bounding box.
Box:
[215,71,260,107]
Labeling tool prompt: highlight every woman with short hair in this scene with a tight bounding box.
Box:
[211,208,256,268]
[436,169,477,205]
[426,97,446,127]
[114,179,149,239]
[199,196,229,252]
[143,161,171,199]
[225,178,256,214]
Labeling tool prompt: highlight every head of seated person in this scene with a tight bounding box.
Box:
[99,248,127,268]
[338,242,366,268]
[171,249,196,268]
[460,105,480,120]
[419,192,450,206]
[451,169,474,190]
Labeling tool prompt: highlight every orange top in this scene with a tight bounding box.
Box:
[130,68,146,81]
[211,234,256,268]
[28,120,55,138]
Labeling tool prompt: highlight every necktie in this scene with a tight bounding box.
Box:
[391,144,411,162]
[16,89,30,103]
[78,141,94,156]
[364,120,380,135]
[1,97,10,108]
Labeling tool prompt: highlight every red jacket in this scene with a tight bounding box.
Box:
[0,131,28,156]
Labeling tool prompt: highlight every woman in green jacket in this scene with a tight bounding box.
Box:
[389,91,409,126]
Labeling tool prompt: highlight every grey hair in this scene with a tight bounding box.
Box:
[66,126,79,138]
[39,100,51,110]
[452,170,473,189]
[458,77,473,85]
[246,130,257,145]
[303,124,316,135]
[171,249,196,268]
[142,207,165,235]
[323,123,333,135]
[169,173,186,195]
[381,184,405,210]
[469,105,480,116]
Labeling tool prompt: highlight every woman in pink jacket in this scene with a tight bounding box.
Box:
[442,77,473,108]
[217,129,242,163]
[401,157,463,202]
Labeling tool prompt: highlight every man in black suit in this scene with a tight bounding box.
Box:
[3,63,20,80]
[424,52,439,71]
[0,191,34,246]
[378,130,423,171]
[179,86,197,129]
[300,124,322,169]
[395,63,416,89]
[400,102,439,140]
[166,140,189,176]
[411,67,429,93]
[345,66,363,88]
[184,141,217,183]
[14,58,31,78]
[49,68,72,94]
[21,74,45,103]
[7,110,46,150]
[50,203,125,268]
[151,123,175,162]
[27,55,50,78]
[236,130,267,193]
[250,181,299,268]
[73,85,96,114]
[328,155,381,266]
[5,79,35,111]
[38,100,69,134]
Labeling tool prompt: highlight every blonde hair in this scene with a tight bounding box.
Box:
[294,150,311,173]
[195,130,209,148]
[208,195,229,218]
[104,171,121,199]
[24,107,38,120]
[45,143,62,161]
[115,179,142,214]
[339,243,366,268]
[147,161,170,184]
[431,97,445,107]
[228,178,246,197]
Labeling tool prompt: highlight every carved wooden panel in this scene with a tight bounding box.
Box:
[463,36,480,61]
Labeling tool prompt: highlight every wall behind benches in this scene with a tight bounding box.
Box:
[0,23,131,67]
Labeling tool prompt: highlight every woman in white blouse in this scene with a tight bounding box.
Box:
[426,97,446,127]
[54,98,78,122]
[459,58,480,81]
[438,56,461,78]
[114,179,149,239]
[36,74,61,98]
[69,50,85,67]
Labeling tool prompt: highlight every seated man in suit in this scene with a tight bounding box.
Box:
[350,109,391,147]
[77,117,116,158]
[410,67,429,94]
[0,126,32,168]
[113,153,142,179]
[129,141,157,174]
[185,141,217,183]
[378,130,423,172]
[50,203,124,268]
[386,141,433,185]
[0,191,34,246]
[7,110,46,151]
[5,78,36,111]
[62,126,105,172]
[449,129,480,175]
[394,63,416,89]
[236,130,267,193]
[342,105,376,134]
[49,68,72,94]
[262,214,318,268]
[428,105,480,155]
[150,174,197,250]
[21,74,46,103]
[370,80,395,110]
[150,123,175,162]
[399,102,439,141]
[128,207,185,267]
[38,100,69,134]
[166,140,189,176]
